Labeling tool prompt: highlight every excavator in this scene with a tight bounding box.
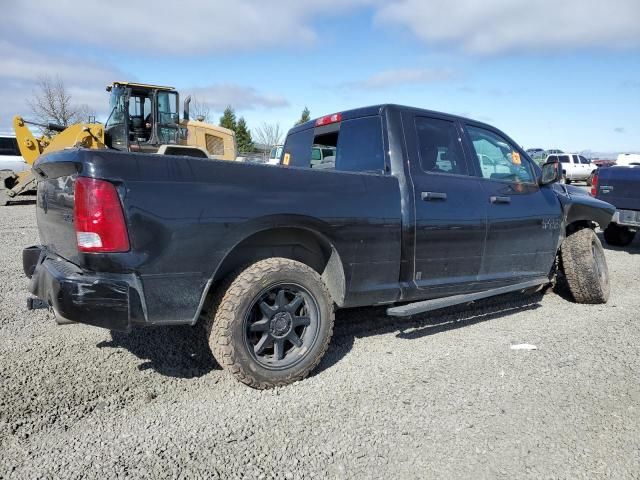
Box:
[1,81,236,205]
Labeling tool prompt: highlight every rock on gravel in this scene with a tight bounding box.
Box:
[1,202,639,479]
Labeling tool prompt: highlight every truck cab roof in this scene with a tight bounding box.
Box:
[288,104,497,135]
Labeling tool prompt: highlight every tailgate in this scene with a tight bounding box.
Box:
[597,166,640,211]
[35,162,80,264]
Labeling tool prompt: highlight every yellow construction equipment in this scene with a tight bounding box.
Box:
[2,81,236,205]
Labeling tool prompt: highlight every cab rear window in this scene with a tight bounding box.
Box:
[283,116,385,174]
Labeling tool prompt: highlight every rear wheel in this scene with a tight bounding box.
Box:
[586,171,596,186]
[560,228,609,304]
[209,258,334,389]
[604,224,636,247]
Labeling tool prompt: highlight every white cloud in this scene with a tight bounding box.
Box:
[3,0,376,55]
[0,41,123,129]
[0,40,289,130]
[186,85,289,111]
[344,68,457,89]
[375,0,640,54]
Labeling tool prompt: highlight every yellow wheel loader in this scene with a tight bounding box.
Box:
[1,82,236,206]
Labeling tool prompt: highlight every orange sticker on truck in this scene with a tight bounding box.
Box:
[283,153,291,166]
[512,152,521,165]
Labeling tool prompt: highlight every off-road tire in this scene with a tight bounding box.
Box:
[209,258,334,389]
[603,223,636,247]
[560,228,610,304]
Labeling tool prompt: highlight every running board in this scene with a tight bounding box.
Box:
[387,278,549,317]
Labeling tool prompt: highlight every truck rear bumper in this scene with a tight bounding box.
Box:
[612,209,640,229]
[23,246,145,332]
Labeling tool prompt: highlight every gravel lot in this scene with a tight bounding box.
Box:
[1,200,639,479]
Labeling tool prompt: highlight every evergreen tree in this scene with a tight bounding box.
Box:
[295,107,311,126]
[236,117,255,153]
[219,105,237,131]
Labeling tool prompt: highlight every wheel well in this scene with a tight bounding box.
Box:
[212,228,346,306]
[566,220,593,236]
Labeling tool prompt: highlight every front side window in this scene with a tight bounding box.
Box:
[467,125,534,183]
[415,117,468,175]
[579,155,590,165]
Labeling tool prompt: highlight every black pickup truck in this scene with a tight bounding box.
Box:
[593,165,640,247]
[24,104,615,388]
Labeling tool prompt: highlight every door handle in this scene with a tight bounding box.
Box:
[490,196,511,204]
[421,191,447,201]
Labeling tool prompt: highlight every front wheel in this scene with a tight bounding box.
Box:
[604,223,636,247]
[209,258,334,389]
[560,228,610,304]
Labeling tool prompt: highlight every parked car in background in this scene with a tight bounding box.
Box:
[546,149,564,155]
[0,135,28,173]
[545,153,592,184]
[526,148,546,165]
[526,148,544,156]
[23,104,614,388]
[616,153,640,166]
[268,145,283,165]
[310,144,336,169]
[593,165,640,246]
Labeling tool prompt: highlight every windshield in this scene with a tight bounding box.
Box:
[106,86,126,128]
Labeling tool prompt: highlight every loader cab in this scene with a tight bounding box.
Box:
[105,82,183,153]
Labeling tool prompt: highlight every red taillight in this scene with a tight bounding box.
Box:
[74,177,129,253]
[315,112,342,127]
[590,172,598,197]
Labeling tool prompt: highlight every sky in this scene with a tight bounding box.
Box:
[1,0,639,153]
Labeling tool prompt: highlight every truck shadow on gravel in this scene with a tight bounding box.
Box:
[315,291,546,376]
[97,325,220,379]
[98,291,549,381]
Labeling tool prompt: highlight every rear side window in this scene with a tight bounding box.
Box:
[415,117,468,175]
[467,125,534,183]
[0,137,20,156]
[282,116,384,173]
[335,116,384,173]
[282,128,314,167]
[558,155,570,163]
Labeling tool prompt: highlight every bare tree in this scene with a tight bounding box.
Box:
[190,95,211,122]
[27,75,94,128]
[253,122,283,154]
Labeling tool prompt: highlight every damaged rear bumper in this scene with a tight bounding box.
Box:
[23,246,146,332]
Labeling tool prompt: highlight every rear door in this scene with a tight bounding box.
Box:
[402,112,487,295]
[558,154,572,180]
[463,124,561,283]
[578,155,592,180]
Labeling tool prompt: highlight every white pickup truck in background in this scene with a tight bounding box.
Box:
[545,153,592,184]
[0,135,28,173]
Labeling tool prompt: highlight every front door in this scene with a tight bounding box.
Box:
[463,123,562,283]
[403,113,487,296]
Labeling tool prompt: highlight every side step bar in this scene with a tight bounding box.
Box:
[387,278,549,317]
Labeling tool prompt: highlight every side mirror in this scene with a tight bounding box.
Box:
[539,159,562,185]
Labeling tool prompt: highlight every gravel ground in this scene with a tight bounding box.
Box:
[1,201,639,479]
